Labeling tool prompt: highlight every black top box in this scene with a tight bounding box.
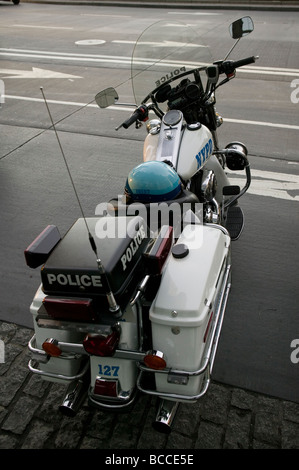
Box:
[41,216,149,299]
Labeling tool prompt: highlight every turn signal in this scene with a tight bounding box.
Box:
[143,350,166,370]
[42,338,62,357]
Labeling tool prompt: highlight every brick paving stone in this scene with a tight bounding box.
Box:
[281,420,299,449]
[195,420,224,449]
[1,321,299,449]
[283,401,299,424]
[223,408,252,449]
[21,419,55,449]
[199,382,231,425]
[1,396,40,435]
[166,430,193,449]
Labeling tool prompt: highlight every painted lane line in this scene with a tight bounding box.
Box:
[225,118,299,131]
[0,68,82,79]
[0,48,299,78]
[4,95,299,132]
[12,24,74,30]
[228,174,299,202]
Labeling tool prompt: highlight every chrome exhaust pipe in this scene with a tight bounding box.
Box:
[153,399,179,434]
[59,376,89,417]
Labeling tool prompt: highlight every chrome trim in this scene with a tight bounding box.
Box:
[153,399,179,433]
[29,333,146,362]
[88,386,137,409]
[59,376,89,417]
[28,358,89,381]
[28,334,85,359]
[35,315,114,335]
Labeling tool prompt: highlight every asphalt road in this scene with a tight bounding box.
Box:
[0,3,299,404]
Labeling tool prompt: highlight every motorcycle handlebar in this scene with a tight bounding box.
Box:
[219,56,258,75]
[122,105,148,129]
[233,55,258,69]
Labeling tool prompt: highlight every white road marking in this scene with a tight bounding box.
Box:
[228,169,299,202]
[4,95,298,132]
[12,24,74,30]
[168,12,222,15]
[0,48,299,78]
[0,68,82,79]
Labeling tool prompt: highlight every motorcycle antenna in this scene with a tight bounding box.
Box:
[40,87,121,316]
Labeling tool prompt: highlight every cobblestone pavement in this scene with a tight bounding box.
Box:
[1,321,299,450]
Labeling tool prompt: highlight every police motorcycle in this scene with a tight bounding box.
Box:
[25,17,257,433]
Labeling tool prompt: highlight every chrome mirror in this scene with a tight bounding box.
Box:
[95,87,119,108]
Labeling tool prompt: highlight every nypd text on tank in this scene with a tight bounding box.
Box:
[195,138,213,169]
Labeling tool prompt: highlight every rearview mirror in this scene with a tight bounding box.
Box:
[229,16,254,39]
[95,87,119,108]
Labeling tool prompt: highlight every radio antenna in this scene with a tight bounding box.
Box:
[40,87,121,316]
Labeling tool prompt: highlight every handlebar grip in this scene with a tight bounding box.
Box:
[122,111,140,129]
[233,56,257,69]
[122,105,148,129]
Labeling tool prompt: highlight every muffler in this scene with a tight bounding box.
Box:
[153,399,179,434]
[59,375,89,417]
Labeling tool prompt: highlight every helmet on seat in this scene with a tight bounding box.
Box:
[124,161,182,203]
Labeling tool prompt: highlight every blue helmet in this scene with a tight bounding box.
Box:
[125,161,182,203]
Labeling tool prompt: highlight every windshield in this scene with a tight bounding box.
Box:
[131,21,213,107]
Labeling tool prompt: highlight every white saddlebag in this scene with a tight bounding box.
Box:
[149,223,231,399]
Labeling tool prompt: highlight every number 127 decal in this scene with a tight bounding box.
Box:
[98,364,120,377]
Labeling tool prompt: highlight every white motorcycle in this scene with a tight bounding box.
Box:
[26,17,257,432]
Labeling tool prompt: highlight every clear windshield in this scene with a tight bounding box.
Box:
[131,21,213,107]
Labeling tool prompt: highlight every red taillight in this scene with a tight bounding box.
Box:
[83,329,120,356]
[94,378,118,397]
[143,350,167,370]
[42,297,96,322]
[144,225,173,275]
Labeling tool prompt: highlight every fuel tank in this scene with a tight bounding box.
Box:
[143,112,213,180]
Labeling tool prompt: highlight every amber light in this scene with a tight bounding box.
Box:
[144,350,167,370]
[42,338,62,357]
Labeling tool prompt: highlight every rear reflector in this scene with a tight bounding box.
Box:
[94,378,118,397]
[43,297,96,322]
[203,311,214,343]
[143,225,173,275]
[42,338,62,357]
[25,225,61,268]
[83,329,120,357]
[144,350,166,370]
